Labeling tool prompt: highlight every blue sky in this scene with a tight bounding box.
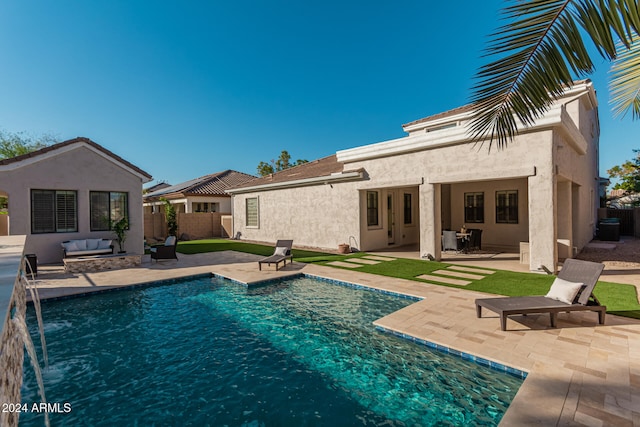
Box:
[0,1,636,186]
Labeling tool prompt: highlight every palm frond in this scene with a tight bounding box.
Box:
[610,39,640,119]
[469,0,638,149]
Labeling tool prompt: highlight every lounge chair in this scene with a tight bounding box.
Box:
[475,258,606,331]
[258,240,293,271]
[150,235,178,262]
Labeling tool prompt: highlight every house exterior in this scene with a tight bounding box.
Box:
[0,137,152,263]
[143,170,256,240]
[228,80,601,273]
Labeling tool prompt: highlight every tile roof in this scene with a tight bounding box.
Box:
[402,104,474,129]
[229,155,346,190]
[402,79,593,130]
[0,136,152,179]
[145,170,257,199]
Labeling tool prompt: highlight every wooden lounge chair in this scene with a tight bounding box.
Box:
[258,240,293,271]
[150,236,178,262]
[475,259,606,331]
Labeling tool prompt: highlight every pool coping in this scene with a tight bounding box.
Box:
[25,252,640,425]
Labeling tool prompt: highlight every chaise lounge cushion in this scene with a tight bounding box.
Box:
[545,277,584,304]
[274,246,288,256]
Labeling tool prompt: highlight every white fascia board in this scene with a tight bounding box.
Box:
[337,104,576,163]
[429,166,537,184]
[226,171,363,194]
[0,142,152,182]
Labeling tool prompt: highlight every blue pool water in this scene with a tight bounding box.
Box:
[20,275,523,426]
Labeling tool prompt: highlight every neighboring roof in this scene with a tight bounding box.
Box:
[0,136,152,181]
[144,182,171,193]
[145,170,256,199]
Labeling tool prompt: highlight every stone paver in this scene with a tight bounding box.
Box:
[416,274,471,286]
[326,261,361,268]
[29,251,640,426]
[446,265,496,275]
[343,258,380,265]
[433,269,485,280]
[362,255,396,261]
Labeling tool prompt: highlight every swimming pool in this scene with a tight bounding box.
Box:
[20,275,523,426]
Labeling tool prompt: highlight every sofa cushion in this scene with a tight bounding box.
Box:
[65,249,113,257]
[87,239,102,250]
[98,239,112,249]
[71,239,87,251]
[62,241,79,252]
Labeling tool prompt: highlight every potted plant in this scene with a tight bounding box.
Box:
[111,217,129,253]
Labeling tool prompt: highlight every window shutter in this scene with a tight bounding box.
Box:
[31,190,55,233]
[56,191,77,232]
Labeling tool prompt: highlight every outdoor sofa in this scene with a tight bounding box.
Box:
[62,238,114,258]
[258,240,293,271]
[475,258,606,331]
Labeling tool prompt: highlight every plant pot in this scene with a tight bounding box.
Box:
[338,244,350,254]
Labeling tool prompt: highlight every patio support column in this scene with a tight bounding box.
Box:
[528,172,558,273]
[420,182,441,260]
[556,180,573,259]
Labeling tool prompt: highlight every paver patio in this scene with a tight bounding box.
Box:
[28,251,640,425]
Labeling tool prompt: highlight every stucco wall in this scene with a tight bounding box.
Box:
[233,183,361,250]
[2,146,146,263]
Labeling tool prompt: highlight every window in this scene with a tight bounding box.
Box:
[194,202,209,213]
[31,190,77,233]
[246,197,259,227]
[366,191,379,227]
[90,191,129,231]
[403,193,412,225]
[464,192,484,223]
[496,190,518,224]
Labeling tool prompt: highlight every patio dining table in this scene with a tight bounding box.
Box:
[456,232,471,253]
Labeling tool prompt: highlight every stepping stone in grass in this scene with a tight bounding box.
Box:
[345,258,380,265]
[447,265,495,275]
[327,261,361,269]
[416,274,471,286]
[433,269,485,280]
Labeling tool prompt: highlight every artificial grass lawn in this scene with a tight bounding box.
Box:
[175,240,640,319]
[176,239,333,259]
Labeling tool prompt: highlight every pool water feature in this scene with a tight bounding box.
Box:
[20,275,523,426]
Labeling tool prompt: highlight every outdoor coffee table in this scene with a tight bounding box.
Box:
[63,253,142,273]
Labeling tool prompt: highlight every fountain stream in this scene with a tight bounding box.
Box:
[14,256,50,427]
[21,273,48,368]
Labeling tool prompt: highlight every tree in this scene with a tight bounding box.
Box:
[256,150,309,176]
[0,129,56,209]
[470,0,640,149]
[162,198,178,236]
[0,129,56,159]
[608,149,640,193]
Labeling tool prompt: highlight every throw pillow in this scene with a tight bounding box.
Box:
[63,241,78,252]
[72,239,87,251]
[274,246,288,256]
[87,239,102,250]
[165,236,176,246]
[98,239,112,249]
[545,277,584,304]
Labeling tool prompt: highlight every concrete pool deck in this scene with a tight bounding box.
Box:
[28,251,640,426]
